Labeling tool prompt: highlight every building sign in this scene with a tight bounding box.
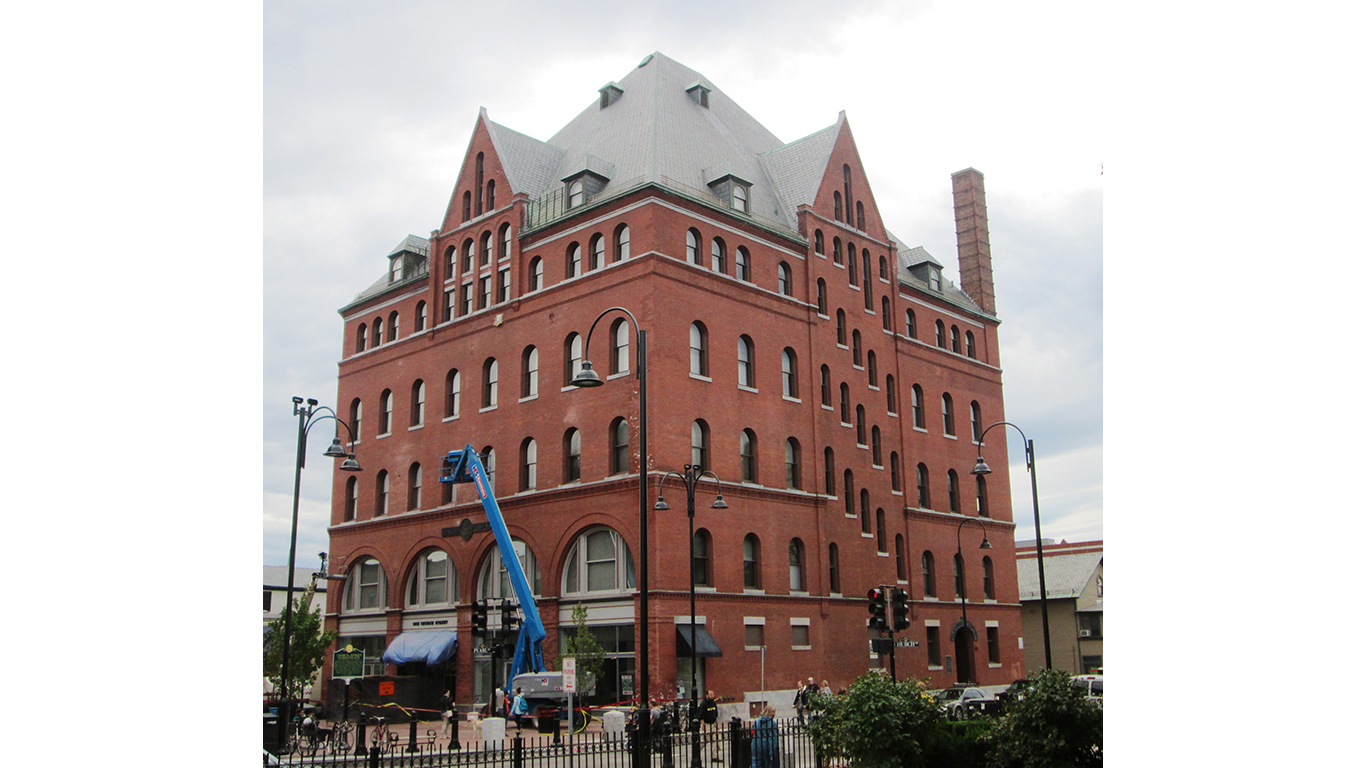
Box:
[379,681,395,696]
[621,674,633,697]
[443,518,493,541]
[333,646,365,680]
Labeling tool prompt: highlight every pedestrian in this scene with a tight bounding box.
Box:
[820,680,832,697]
[702,690,721,763]
[511,687,528,731]
[792,679,808,724]
[751,705,778,768]
[440,688,454,737]
[492,686,505,720]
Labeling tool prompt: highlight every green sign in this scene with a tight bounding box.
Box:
[334,646,365,679]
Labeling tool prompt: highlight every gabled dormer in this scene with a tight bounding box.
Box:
[561,154,614,210]
[387,235,430,285]
[904,247,945,293]
[599,82,623,109]
[704,161,753,214]
[685,80,711,108]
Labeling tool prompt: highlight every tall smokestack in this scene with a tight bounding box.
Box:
[952,168,996,315]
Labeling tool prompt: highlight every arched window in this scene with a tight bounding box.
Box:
[462,191,471,222]
[862,251,873,310]
[789,538,806,591]
[935,320,946,349]
[782,348,798,398]
[856,404,867,445]
[590,233,605,271]
[462,239,475,274]
[349,398,363,441]
[912,385,925,428]
[948,469,961,513]
[564,333,583,386]
[917,463,930,508]
[852,330,863,367]
[820,365,831,406]
[951,325,961,353]
[614,224,630,261]
[983,556,996,599]
[876,508,887,552]
[778,262,792,296]
[711,237,726,273]
[890,452,902,492]
[445,369,460,419]
[942,393,955,436]
[343,557,386,612]
[410,380,425,428]
[785,437,801,489]
[480,231,493,267]
[895,535,906,580]
[733,184,748,212]
[487,179,495,211]
[836,309,847,346]
[415,300,427,332]
[387,311,399,342]
[814,229,825,255]
[824,447,836,495]
[743,534,761,589]
[564,428,582,482]
[528,257,543,291]
[879,255,888,280]
[966,331,977,360]
[860,489,871,533]
[610,417,630,474]
[690,322,709,376]
[737,335,755,388]
[871,425,882,465]
[828,542,841,594]
[482,358,498,408]
[839,383,851,424]
[691,420,711,471]
[375,469,389,516]
[562,528,634,594]
[740,428,758,482]
[499,223,511,260]
[833,236,843,265]
[481,446,496,491]
[922,551,936,597]
[856,200,865,231]
[522,347,539,399]
[833,191,842,221]
[356,323,367,354]
[406,548,455,607]
[886,375,897,414]
[976,474,989,517]
[881,297,892,331]
[867,350,878,385]
[566,242,582,278]
[906,309,917,338]
[971,401,983,442]
[954,553,965,598]
[610,318,630,375]
[371,317,383,348]
[407,462,422,510]
[843,469,855,516]
[478,538,542,600]
[568,180,584,208]
[848,243,858,285]
[816,278,827,315]
[379,389,393,435]
[520,437,538,491]
[692,529,712,586]
[735,246,750,282]
[686,229,702,265]
[344,476,357,521]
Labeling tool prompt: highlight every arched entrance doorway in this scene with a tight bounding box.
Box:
[951,619,976,684]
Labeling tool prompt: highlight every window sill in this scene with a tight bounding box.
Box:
[841,422,852,428]
[377,432,391,440]
[853,364,864,371]
[480,405,497,413]
[738,384,758,393]
[864,309,876,315]
[845,513,857,519]
[913,426,928,433]
[877,551,889,557]
[862,533,874,539]
[743,589,765,595]
[409,424,423,431]
[944,434,957,440]
[872,463,883,470]
[789,591,809,597]
[891,490,904,496]
[519,394,538,403]
[887,411,898,418]
[868,385,879,392]
[988,663,1003,669]
[695,586,717,593]
[821,404,834,411]
[607,371,631,381]
[792,645,812,651]
[817,312,828,319]
[830,592,842,598]
[690,373,713,383]
[745,646,763,652]
[856,443,868,450]
[782,395,801,404]
[928,665,944,671]
[837,344,848,350]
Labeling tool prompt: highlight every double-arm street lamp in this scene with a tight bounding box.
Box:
[654,466,727,768]
[569,307,651,768]
[279,397,361,747]
[971,422,1051,670]
[955,517,992,684]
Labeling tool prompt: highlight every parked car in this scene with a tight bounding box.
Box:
[1072,674,1103,709]
[934,686,992,720]
[996,679,1032,711]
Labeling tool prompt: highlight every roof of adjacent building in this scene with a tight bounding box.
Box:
[1016,551,1102,602]
[263,566,326,591]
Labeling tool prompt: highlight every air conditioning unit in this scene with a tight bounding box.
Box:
[1079,630,1092,638]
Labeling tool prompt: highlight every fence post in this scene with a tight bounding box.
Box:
[354,719,368,757]
[406,718,420,753]
[368,746,380,768]
[513,732,525,768]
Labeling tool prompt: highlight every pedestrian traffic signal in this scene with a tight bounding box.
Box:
[890,587,910,631]
[472,601,488,636]
[867,587,888,631]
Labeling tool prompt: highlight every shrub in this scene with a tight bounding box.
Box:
[986,669,1102,768]
[806,672,944,768]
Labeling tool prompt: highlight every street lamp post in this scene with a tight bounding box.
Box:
[955,518,992,684]
[654,466,727,768]
[569,308,651,768]
[971,422,1051,669]
[279,397,361,749]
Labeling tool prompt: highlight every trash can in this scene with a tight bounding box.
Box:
[263,712,282,754]
[537,713,558,734]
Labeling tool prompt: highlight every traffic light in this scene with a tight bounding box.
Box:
[867,587,888,631]
[500,598,517,632]
[890,587,910,631]
[472,600,488,637]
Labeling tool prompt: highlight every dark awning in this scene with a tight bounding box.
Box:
[676,625,722,658]
[381,630,459,666]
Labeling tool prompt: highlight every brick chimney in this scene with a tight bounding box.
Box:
[951,168,996,315]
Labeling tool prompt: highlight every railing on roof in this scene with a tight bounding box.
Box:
[524,174,769,232]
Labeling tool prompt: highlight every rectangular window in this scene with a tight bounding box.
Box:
[497,268,511,303]
[460,284,473,316]
[479,276,491,310]
[926,626,941,666]
[791,625,810,648]
[263,590,271,611]
[987,627,1001,664]
[1079,613,1103,638]
[745,624,764,649]
[443,289,455,322]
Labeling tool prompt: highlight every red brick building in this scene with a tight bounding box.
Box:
[322,52,1025,712]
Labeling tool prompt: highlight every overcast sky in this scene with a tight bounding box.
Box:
[262,0,1105,568]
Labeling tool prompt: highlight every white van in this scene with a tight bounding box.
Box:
[1071,675,1103,709]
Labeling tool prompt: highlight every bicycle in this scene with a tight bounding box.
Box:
[327,720,352,753]
[369,716,401,755]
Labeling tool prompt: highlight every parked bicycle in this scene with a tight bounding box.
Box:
[368,716,401,754]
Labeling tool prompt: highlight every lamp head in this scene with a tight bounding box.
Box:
[340,455,362,472]
[571,360,603,388]
[654,496,670,511]
[971,457,991,475]
[323,437,348,458]
[979,536,992,549]
[711,495,728,510]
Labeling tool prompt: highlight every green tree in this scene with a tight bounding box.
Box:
[263,573,338,704]
[550,603,606,696]
[986,668,1102,768]
[807,672,945,768]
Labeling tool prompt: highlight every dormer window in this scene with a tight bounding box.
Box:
[563,164,611,212]
[568,180,584,209]
[686,82,711,108]
[599,83,623,109]
[390,257,403,283]
[706,171,751,215]
[929,267,942,292]
[732,184,748,213]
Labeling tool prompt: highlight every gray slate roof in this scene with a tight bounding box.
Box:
[387,234,430,258]
[1016,551,1102,602]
